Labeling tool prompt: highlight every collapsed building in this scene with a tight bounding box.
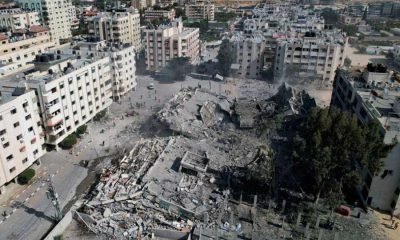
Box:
[74,83,316,239]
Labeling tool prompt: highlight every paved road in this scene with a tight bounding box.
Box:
[0,156,87,240]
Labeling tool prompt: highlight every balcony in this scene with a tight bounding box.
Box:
[43,92,58,104]
[47,122,64,135]
[45,102,61,114]
[46,114,63,127]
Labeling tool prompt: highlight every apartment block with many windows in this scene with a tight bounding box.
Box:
[144,8,175,22]
[61,41,137,101]
[0,87,46,194]
[144,18,199,71]
[0,9,40,31]
[331,67,400,213]
[185,2,215,21]
[0,26,55,77]
[0,51,113,147]
[17,0,73,44]
[87,7,141,51]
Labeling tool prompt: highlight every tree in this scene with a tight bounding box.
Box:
[344,57,352,68]
[291,107,392,204]
[217,39,235,76]
[76,125,87,136]
[59,133,78,149]
[18,169,35,185]
[174,7,185,19]
[320,8,339,25]
[342,25,358,36]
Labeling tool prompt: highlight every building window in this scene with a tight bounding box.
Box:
[3,142,9,148]
[0,129,6,135]
[25,115,31,120]
[22,158,28,164]
[28,126,33,132]
[6,154,13,161]
[33,149,38,155]
[14,122,20,128]
[9,166,16,173]
[11,108,17,114]
[16,134,22,140]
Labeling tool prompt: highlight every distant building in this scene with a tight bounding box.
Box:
[0,26,55,77]
[0,9,40,31]
[87,8,141,50]
[338,14,363,26]
[331,67,400,213]
[17,0,73,44]
[144,8,175,22]
[185,2,215,21]
[144,18,200,70]
[156,0,176,7]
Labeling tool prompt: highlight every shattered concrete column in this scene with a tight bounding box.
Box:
[304,223,310,237]
[268,199,272,211]
[239,192,242,205]
[315,215,321,228]
[334,232,339,240]
[296,212,302,227]
[253,195,257,208]
[281,200,286,213]
[318,229,323,240]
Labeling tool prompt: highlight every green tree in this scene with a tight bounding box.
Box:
[18,169,35,185]
[342,25,358,36]
[216,39,235,76]
[76,125,87,136]
[174,7,185,19]
[59,133,78,149]
[344,57,352,68]
[291,107,392,203]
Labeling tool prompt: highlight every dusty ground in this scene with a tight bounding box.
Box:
[372,209,400,240]
[345,45,387,67]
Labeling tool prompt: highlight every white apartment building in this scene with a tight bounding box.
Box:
[185,2,215,21]
[17,0,73,44]
[274,31,348,86]
[144,19,200,70]
[67,5,79,30]
[144,9,175,22]
[157,0,176,7]
[62,41,137,101]
[331,67,400,213]
[1,52,113,147]
[0,26,55,77]
[0,87,46,194]
[0,9,40,31]
[87,8,141,51]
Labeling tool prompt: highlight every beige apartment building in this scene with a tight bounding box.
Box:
[17,0,73,44]
[144,19,200,70]
[0,26,55,77]
[0,87,46,194]
[144,8,175,22]
[274,31,348,86]
[0,9,40,31]
[87,8,141,51]
[185,2,215,21]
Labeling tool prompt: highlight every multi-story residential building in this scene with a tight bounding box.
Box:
[0,26,55,77]
[338,14,363,26]
[0,9,40,31]
[0,51,113,147]
[17,0,73,44]
[348,2,368,17]
[185,2,215,21]
[144,8,175,22]
[61,41,137,101]
[144,18,200,70]
[0,87,46,194]
[87,7,141,51]
[230,4,345,85]
[67,5,79,30]
[331,67,400,213]
[274,31,347,86]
